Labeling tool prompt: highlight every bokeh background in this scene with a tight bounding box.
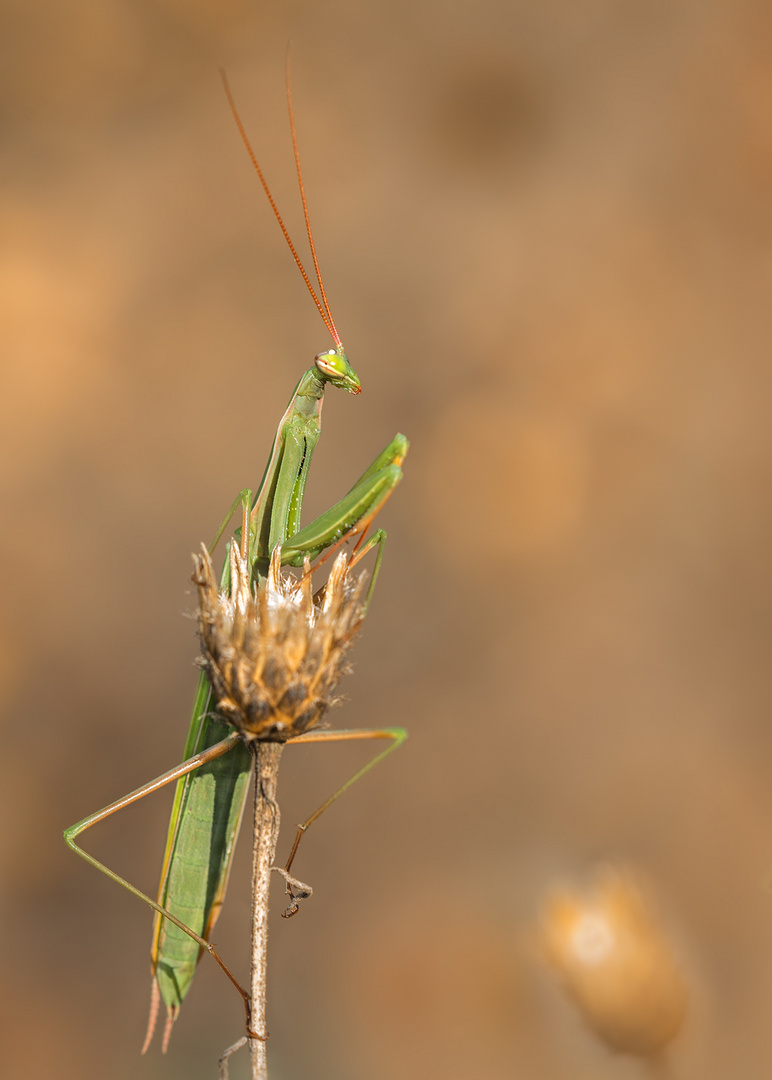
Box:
[2,0,772,1077]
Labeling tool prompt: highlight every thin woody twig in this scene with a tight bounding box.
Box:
[249,742,284,1080]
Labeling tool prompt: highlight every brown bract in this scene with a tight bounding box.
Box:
[193,543,367,742]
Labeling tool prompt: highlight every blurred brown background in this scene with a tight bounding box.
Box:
[2,0,772,1077]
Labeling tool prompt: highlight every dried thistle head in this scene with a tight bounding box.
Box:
[541,867,688,1056]
[193,542,367,741]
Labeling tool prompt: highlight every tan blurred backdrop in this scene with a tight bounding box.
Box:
[2,0,772,1077]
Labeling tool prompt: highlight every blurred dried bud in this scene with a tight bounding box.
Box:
[193,542,366,741]
[541,867,688,1056]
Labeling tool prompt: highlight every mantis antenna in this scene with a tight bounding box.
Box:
[220,69,343,349]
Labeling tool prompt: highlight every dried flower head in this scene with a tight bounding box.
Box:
[541,867,688,1056]
[193,542,367,741]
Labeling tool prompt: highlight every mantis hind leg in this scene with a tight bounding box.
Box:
[62,733,257,1043]
[275,726,407,917]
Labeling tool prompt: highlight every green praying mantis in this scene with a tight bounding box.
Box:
[64,72,408,1055]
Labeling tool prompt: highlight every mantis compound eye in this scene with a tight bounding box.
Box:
[315,349,362,394]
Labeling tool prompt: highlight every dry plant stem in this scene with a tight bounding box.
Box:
[250,741,284,1080]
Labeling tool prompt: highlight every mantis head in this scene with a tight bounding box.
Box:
[315,348,361,395]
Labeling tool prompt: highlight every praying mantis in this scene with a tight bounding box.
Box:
[64,72,408,1056]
